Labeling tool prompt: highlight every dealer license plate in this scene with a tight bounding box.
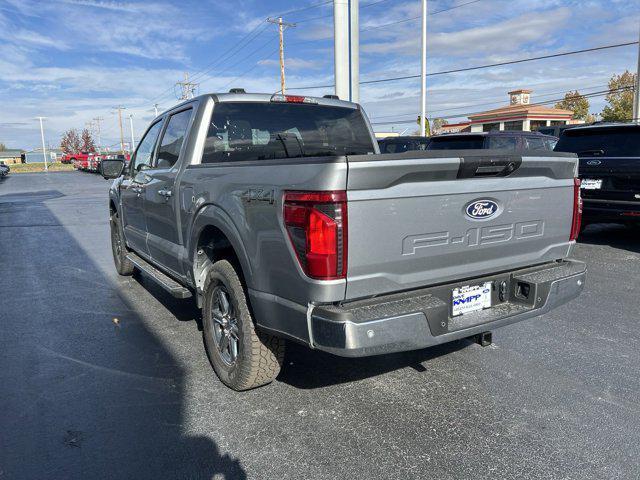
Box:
[581,179,602,190]
[452,282,492,317]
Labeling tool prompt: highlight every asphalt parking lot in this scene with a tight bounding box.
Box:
[1,171,639,480]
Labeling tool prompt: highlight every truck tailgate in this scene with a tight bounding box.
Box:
[345,150,578,300]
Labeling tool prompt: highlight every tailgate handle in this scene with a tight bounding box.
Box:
[458,155,522,179]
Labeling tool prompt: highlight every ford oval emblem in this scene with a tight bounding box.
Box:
[587,160,602,166]
[466,200,499,220]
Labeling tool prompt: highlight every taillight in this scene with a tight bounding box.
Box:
[283,191,347,280]
[570,178,582,241]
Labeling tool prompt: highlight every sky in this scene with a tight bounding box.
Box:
[0,0,638,150]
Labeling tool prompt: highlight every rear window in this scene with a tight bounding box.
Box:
[380,139,429,154]
[555,127,640,157]
[201,102,375,163]
[427,136,484,150]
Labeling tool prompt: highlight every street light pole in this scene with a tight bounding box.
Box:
[633,21,640,122]
[37,117,48,171]
[128,114,136,152]
[420,0,427,137]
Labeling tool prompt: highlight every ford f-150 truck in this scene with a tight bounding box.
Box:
[554,123,640,228]
[101,92,586,391]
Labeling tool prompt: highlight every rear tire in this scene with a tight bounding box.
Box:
[202,259,285,391]
[110,211,134,276]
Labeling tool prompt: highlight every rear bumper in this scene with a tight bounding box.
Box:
[583,198,640,223]
[310,260,586,357]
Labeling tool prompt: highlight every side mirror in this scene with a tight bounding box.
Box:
[100,159,125,179]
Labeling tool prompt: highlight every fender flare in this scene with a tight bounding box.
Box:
[188,203,254,290]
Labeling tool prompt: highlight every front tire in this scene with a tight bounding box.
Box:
[202,260,285,391]
[110,211,134,276]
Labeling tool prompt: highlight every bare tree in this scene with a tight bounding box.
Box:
[60,129,82,155]
[81,129,97,153]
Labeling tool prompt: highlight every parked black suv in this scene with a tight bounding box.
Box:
[378,135,430,154]
[427,131,558,151]
[554,123,640,227]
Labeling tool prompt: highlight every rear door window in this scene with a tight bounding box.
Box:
[487,136,518,150]
[201,102,375,163]
[156,108,193,168]
[524,136,546,150]
[427,136,485,150]
[555,127,640,156]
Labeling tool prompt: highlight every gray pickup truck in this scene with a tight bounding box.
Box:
[101,92,586,391]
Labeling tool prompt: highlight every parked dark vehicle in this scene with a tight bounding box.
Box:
[554,123,640,228]
[0,162,10,177]
[101,92,585,391]
[378,136,430,154]
[536,124,578,138]
[427,131,558,151]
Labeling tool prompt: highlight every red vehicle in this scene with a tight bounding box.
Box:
[88,153,103,172]
[63,152,92,170]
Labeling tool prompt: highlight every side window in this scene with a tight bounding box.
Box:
[156,109,193,169]
[488,136,517,150]
[383,142,398,153]
[132,121,163,173]
[524,137,545,150]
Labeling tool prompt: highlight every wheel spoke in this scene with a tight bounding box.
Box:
[228,323,239,339]
[218,289,231,316]
[229,337,238,362]
[212,311,225,326]
[218,333,229,353]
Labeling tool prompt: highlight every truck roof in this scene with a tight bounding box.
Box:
[434,130,557,139]
[562,122,640,132]
[157,92,359,119]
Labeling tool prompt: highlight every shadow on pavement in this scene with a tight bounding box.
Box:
[0,189,246,479]
[278,339,471,390]
[133,270,203,326]
[578,223,639,253]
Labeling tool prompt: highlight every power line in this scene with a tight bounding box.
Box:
[274,0,333,17]
[219,47,281,92]
[369,82,617,120]
[139,22,269,107]
[290,41,640,90]
[189,24,271,83]
[145,1,334,103]
[294,0,401,24]
[368,86,635,125]
[362,0,484,31]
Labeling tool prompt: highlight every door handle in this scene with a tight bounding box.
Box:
[158,189,172,198]
[131,185,144,196]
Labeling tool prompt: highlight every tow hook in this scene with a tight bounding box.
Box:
[474,331,492,347]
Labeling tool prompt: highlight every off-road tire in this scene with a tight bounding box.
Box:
[110,212,134,276]
[202,259,285,391]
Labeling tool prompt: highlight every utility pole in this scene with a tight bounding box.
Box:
[128,114,136,152]
[633,21,640,122]
[420,0,428,137]
[333,0,359,102]
[113,106,126,153]
[93,116,103,153]
[175,72,198,100]
[153,103,159,117]
[36,117,48,171]
[267,17,296,94]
